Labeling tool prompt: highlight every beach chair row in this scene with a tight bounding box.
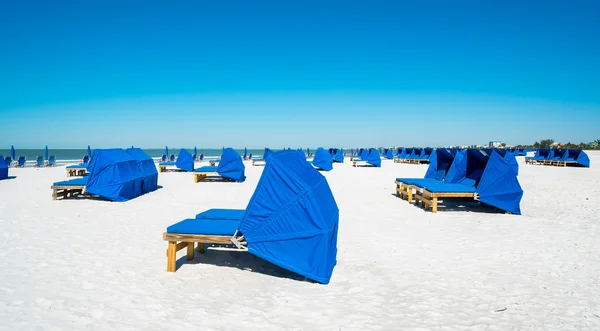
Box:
[525,149,590,168]
[395,148,522,214]
[393,148,433,164]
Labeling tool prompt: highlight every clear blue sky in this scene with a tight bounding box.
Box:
[2,0,599,148]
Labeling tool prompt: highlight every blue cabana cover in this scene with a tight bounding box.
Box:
[175,148,194,172]
[477,151,523,215]
[237,150,339,284]
[424,149,455,180]
[503,151,519,175]
[0,156,8,180]
[312,147,333,171]
[551,149,567,160]
[332,148,344,163]
[217,148,246,182]
[421,148,433,160]
[384,149,393,159]
[125,148,159,194]
[85,149,145,202]
[564,149,590,167]
[359,148,368,160]
[534,149,550,160]
[367,149,382,167]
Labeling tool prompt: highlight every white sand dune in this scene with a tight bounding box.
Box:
[1,152,599,330]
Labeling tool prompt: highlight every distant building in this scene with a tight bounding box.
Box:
[489,141,502,148]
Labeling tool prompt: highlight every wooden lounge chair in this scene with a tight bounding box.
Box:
[65,164,88,177]
[414,184,476,213]
[193,166,219,183]
[51,178,88,200]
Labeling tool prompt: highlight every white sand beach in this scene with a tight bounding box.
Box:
[1,152,599,330]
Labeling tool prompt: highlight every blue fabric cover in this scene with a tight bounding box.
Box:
[396,178,441,186]
[444,150,467,184]
[175,148,194,172]
[367,149,381,167]
[125,148,159,194]
[195,166,218,173]
[422,183,477,193]
[0,156,8,180]
[167,218,240,235]
[217,148,246,182]
[85,149,145,202]
[564,149,590,167]
[503,151,519,175]
[66,164,88,169]
[332,149,344,163]
[238,150,339,284]
[421,148,433,160]
[477,151,523,215]
[384,149,393,159]
[312,147,333,171]
[264,149,273,161]
[196,209,246,220]
[551,149,567,160]
[359,148,368,160]
[53,177,88,186]
[534,149,550,160]
[424,149,454,180]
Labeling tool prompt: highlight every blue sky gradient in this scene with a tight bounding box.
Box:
[2,1,599,148]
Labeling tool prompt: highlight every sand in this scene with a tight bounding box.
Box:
[1,152,599,330]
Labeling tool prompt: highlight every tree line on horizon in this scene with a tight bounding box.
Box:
[513,139,600,150]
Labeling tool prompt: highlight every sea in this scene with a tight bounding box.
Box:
[0,148,309,166]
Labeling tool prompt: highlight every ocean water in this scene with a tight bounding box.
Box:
[0,148,309,162]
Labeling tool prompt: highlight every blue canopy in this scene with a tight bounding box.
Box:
[264,148,273,161]
[504,151,519,175]
[0,156,8,180]
[367,149,381,167]
[175,148,194,172]
[332,148,344,163]
[85,149,145,202]
[45,145,49,160]
[424,149,455,180]
[359,148,368,160]
[238,150,339,284]
[384,148,393,159]
[564,149,590,167]
[551,149,567,160]
[534,148,550,160]
[312,147,333,171]
[125,148,159,194]
[217,148,246,182]
[477,151,523,215]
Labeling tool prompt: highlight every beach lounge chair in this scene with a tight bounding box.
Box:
[125,148,159,194]
[558,149,591,168]
[66,164,88,177]
[353,149,381,167]
[330,148,344,163]
[48,156,56,167]
[4,156,13,167]
[163,150,339,284]
[161,154,167,162]
[159,148,193,172]
[312,147,333,171]
[252,149,272,166]
[34,156,45,168]
[193,148,245,182]
[52,149,145,201]
[17,156,26,168]
[412,149,522,214]
[169,154,176,162]
[0,156,8,180]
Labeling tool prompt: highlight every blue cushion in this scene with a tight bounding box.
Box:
[53,177,88,186]
[66,164,88,169]
[422,184,476,193]
[196,208,245,220]
[166,218,240,235]
[396,178,441,185]
[194,166,218,173]
[159,161,177,166]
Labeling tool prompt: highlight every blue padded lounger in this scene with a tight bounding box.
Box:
[51,177,88,200]
[167,218,241,236]
[195,208,245,220]
[193,166,219,182]
[66,164,88,177]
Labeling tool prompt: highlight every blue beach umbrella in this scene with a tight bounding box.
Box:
[243,147,247,159]
[307,148,310,156]
[87,145,92,158]
[165,146,169,156]
[194,146,197,155]
[11,145,15,160]
[45,145,49,160]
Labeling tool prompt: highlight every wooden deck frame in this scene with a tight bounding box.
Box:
[395,180,417,202]
[51,185,86,200]
[163,232,236,272]
[66,168,87,177]
[252,160,266,166]
[414,189,475,213]
[193,171,220,183]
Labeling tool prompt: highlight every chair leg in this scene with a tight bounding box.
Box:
[167,241,177,272]
[197,242,205,253]
[432,197,438,213]
[186,243,194,261]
